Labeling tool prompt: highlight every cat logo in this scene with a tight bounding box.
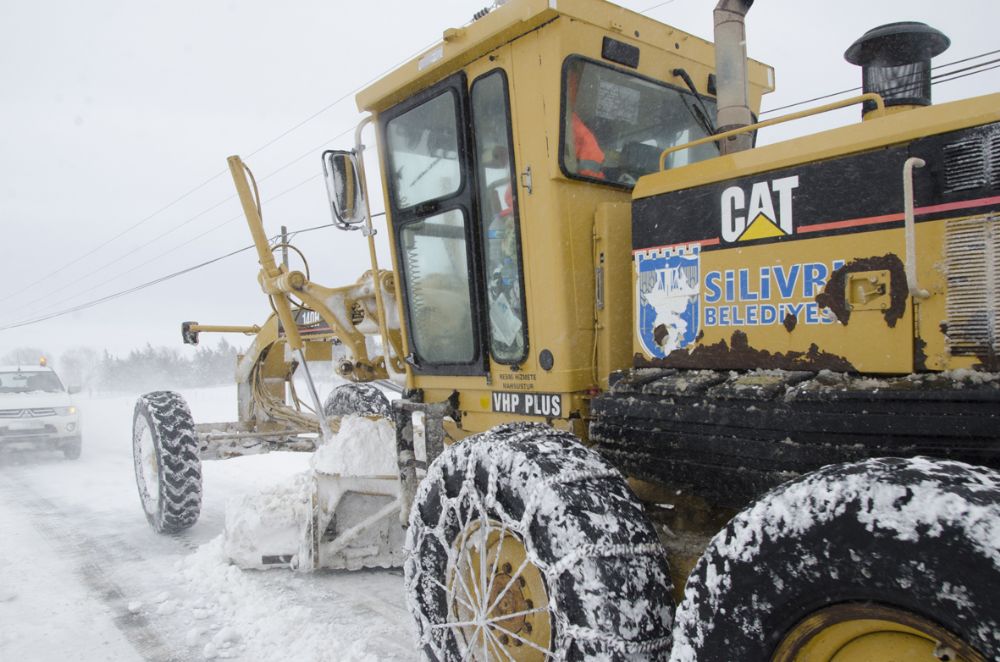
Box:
[721,175,799,243]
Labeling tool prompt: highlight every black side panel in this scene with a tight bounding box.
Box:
[591,369,1000,508]
[633,122,1000,253]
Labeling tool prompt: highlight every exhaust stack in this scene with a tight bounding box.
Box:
[714,0,754,155]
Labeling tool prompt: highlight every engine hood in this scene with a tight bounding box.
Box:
[0,391,74,410]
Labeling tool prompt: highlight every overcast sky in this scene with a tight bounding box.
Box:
[1,0,997,363]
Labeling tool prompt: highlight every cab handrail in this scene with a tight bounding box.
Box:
[659,93,887,170]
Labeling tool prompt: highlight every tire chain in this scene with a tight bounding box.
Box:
[406,422,675,661]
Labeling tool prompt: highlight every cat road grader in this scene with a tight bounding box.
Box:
[131,0,1000,659]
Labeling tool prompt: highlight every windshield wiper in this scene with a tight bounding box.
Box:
[672,68,717,138]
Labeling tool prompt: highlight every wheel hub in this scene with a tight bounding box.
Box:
[773,603,985,662]
[487,563,532,638]
[447,517,553,660]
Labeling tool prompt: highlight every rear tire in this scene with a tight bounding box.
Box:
[323,382,390,418]
[670,457,1000,661]
[405,422,674,661]
[132,391,202,534]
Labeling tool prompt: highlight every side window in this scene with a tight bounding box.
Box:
[562,57,720,186]
[471,71,528,364]
[383,74,486,374]
[399,210,477,364]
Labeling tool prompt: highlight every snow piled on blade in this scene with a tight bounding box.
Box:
[223,472,314,569]
[312,415,397,476]
[222,415,400,570]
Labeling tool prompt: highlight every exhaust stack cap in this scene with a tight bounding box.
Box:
[845,22,950,115]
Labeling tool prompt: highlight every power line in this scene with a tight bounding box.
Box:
[0,222,335,332]
[761,49,1000,115]
[639,0,677,12]
[934,61,1000,86]
[13,174,324,324]
[0,172,228,307]
[12,128,355,320]
[0,36,438,308]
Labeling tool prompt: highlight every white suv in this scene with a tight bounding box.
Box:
[0,365,82,459]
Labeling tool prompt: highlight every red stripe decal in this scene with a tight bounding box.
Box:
[799,195,1000,234]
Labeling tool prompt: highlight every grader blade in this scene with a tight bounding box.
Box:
[222,414,420,571]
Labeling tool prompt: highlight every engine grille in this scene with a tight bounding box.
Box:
[945,214,999,357]
[942,125,1000,193]
[0,408,58,418]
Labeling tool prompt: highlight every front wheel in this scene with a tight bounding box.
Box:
[132,391,202,534]
[61,436,82,460]
[670,457,1000,662]
[405,423,674,661]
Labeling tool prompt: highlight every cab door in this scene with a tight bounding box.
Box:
[381,73,488,376]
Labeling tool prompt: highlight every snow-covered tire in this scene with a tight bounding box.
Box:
[670,457,1000,661]
[323,383,390,419]
[405,422,674,661]
[62,436,82,460]
[132,391,202,534]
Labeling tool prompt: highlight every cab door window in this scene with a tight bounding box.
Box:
[386,91,463,208]
[398,209,477,364]
[471,70,528,364]
[384,75,486,374]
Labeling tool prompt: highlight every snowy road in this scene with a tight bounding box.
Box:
[0,386,419,661]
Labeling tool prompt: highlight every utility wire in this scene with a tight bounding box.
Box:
[639,0,677,12]
[0,172,227,307]
[0,223,332,332]
[0,211,387,332]
[761,49,1000,115]
[14,128,355,319]
[18,174,324,322]
[934,61,1000,85]
[0,36,438,308]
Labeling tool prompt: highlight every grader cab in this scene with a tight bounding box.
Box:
[132,0,1000,659]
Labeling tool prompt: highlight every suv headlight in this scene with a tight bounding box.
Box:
[55,406,78,416]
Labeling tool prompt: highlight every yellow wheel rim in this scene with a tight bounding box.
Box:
[446,517,553,660]
[772,604,986,662]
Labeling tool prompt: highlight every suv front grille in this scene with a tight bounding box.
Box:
[0,408,58,418]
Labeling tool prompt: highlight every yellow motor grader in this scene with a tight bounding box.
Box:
[132,0,1000,659]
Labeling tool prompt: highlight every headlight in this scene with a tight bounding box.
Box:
[55,406,77,416]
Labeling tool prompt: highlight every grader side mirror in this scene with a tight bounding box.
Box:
[322,149,365,230]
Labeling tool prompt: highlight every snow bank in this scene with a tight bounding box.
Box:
[175,539,385,661]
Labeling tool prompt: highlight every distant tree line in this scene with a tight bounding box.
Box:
[1,340,242,393]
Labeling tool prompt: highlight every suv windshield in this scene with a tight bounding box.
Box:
[562,57,719,186]
[0,370,64,393]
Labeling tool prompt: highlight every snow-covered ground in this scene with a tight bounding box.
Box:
[0,385,418,661]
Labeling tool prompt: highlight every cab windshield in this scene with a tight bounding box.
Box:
[0,371,64,393]
[562,57,720,185]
